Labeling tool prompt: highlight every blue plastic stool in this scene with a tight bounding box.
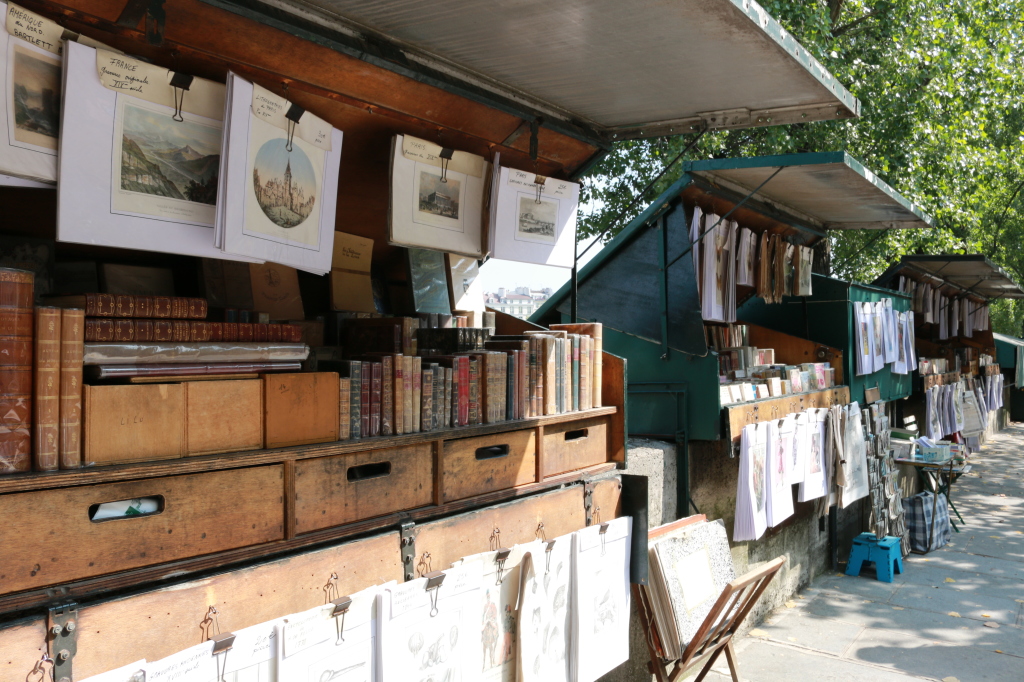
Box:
[845,533,903,583]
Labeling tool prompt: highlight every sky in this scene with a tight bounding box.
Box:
[479,233,604,293]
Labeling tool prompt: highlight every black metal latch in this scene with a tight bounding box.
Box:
[48,602,78,682]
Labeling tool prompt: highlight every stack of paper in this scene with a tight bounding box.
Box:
[797,408,828,502]
[840,402,870,508]
[488,157,579,268]
[765,420,794,527]
[644,519,736,660]
[518,534,574,682]
[700,214,738,323]
[218,73,343,274]
[733,422,768,541]
[571,516,632,682]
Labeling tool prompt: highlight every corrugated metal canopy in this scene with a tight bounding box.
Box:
[243,0,859,139]
[684,152,933,231]
[875,255,1024,301]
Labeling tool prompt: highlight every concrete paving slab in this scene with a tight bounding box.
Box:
[845,626,1023,682]
[752,608,865,655]
[812,572,902,601]
[888,583,1023,624]
[725,639,923,682]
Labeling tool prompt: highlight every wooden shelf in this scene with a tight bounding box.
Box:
[722,386,851,443]
[0,406,617,495]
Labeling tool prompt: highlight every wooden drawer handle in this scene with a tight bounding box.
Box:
[476,444,510,460]
[564,428,589,442]
[347,461,392,482]
[89,496,164,522]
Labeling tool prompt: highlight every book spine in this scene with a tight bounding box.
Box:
[238,323,254,342]
[114,295,134,318]
[531,342,541,417]
[402,356,413,434]
[152,296,172,318]
[528,339,537,418]
[393,355,404,436]
[135,319,154,342]
[380,355,393,436]
[500,353,508,422]
[433,366,443,431]
[349,362,361,439]
[411,357,422,432]
[369,362,382,437]
[506,353,515,421]
[338,377,351,440]
[592,327,603,408]
[0,268,34,474]
[544,338,557,415]
[580,336,591,411]
[267,324,281,342]
[34,307,61,471]
[565,337,572,412]
[134,295,153,318]
[448,366,457,428]
[254,323,268,343]
[222,322,238,342]
[114,319,135,342]
[420,368,433,432]
[486,354,499,424]
[58,309,84,469]
[360,361,372,438]
[468,358,480,425]
[458,357,469,426]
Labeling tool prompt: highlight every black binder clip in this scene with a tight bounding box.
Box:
[599,522,610,556]
[424,570,446,617]
[439,147,454,183]
[169,72,193,123]
[494,548,512,585]
[330,595,353,645]
[533,174,547,204]
[544,539,556,575]
[285,103,305,152]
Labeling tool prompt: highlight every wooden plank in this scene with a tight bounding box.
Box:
[535,425,545,483]
[442,430,537,502]
[490,308,547,335]
[589,476,623,525]
[724,386,851,443]
[542,415,610,478]
[185,379,263,456]
[602,352,627,463]
[283,459,297,540]
[433,439,444,506]
[0,466,285,595]
[294,444,433,532]
[0,618,47,682]
[0,407,617,496]
[0,464,616,616]
[746,324,844,385]
[70,533,402,679]
[412,485,588,575]
[129,373,259,383]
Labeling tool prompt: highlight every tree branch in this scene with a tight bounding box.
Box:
[828,0,846,25]
[831,7,881,38]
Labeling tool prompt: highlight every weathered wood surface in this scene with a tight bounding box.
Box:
[442,429,536,502]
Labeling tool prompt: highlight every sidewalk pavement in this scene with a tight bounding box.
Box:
[707,423,1024,682]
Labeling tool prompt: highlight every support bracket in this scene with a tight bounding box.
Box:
[583,481,597,526]
[47,601,78,682]
[399,518,417,581]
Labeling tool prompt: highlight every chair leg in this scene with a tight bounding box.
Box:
[724,641,742,682]
[693,647,725,682]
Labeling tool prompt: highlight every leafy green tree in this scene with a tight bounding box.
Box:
[578,0,1024,334]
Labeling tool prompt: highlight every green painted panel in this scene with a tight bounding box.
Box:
[739,274,912,404]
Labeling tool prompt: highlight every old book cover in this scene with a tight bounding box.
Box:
[33,306,61,470]
[457,356,470,426]
[519,345,530,420]
[171,320,190,343]
[58,308,84,469]
[563,337,571,413]
[85,319,114,342]
[330,231,376,313]
[134,295,154,318]
[368,361,382,437]
[379,355,393,436]
[360,361,373,437]
[329,360,362,440]
[0,267,34,472]
[446,366,455,428]
[154,320,174,342]
[506,352,516,420]
[527,337,538,418]
[135,319,154,342]
[262,372,340,448]
[551,323,603,408]
[402,355,413,434]
[580,335,591,410]
[571,335,580,411]
[432,364,443,430]
[467,356,480,424]
[539,336,557,415]
[153,296,173,318]
[411,356,422,432]
[238,323,255,342]
[338,377,351,440]
[420,366,433,432]
[249,262,305,321]
[221,322,239,342]
[113,318,135,342]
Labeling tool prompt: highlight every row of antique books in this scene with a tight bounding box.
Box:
[84,319,305,343]
[327,322,603,439]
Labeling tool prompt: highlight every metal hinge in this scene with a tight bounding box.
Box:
[399,518,416,581]
[48,602,78,682]
[583,481,596,526]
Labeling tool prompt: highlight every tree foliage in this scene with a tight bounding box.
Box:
[578,0,1024,334]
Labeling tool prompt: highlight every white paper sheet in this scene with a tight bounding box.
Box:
[517,536,573,682]
[571,516,632,682]
[798,409,828,502]
[840,402,870,507]
[278,583,386,682]
[489,165,578,268]
[460,546,530,682]
[145,642,217,682]
[734,421,768,540]
[765,419,794,527]
[57,41,249,260]
[378,563,482,682]
[781,414,804,487]
[79,660,147,682]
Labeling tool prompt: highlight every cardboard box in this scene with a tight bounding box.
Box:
[185,379,264,456]
[84,383,185,464]
[264,372,340,448]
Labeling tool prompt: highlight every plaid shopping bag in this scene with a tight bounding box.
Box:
[902,491,951,553]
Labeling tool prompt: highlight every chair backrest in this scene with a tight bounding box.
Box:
[679,556,787,667]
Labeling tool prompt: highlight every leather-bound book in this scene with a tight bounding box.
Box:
[172,320,190,342]
[210,322,224,342]
[359,361,372,437]
[114,319,135,342]
[411,356,422,432]
[420,366,433,432]
[153,296,173,318]
[222,322,239,342]
[238,323,254,342]
[324,360,361,439]
[189,322,212,342]
[85,319,115,342]
[367,361,381,437]
[402,356,413,434]
[114,295,134,318]
[33,306,61,471]
[153,320,174,342]
[338,377,351,440]
[135,319,154,342]
[188,298,208,319]
[267,324,282,342]
[134,295,154,318]
[254,323,268,342]
[0,268,34,473]
[360,354,393,436]
[58,309,84,469]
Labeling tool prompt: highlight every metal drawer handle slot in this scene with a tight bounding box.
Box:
[347,461,392,481]
[564,428,589,442]
[89,496,164,522]
[476,444,510,460]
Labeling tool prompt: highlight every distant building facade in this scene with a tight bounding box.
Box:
[485,286,553,319]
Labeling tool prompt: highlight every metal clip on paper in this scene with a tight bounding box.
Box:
[169,72,194,123]
[599,521,610,556]
[424,570,446,617]
[330,595,353,645]
[285,103,305,152]
[494,548,512,585]
[438,147,455,183]
[533,174,547,204]
[544,539,556,575]
[205,607,236,682]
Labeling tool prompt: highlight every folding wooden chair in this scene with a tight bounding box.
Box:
[635,555,787,682]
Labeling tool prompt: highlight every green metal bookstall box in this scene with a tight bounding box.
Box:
[532,152,932,442]
[994,332,1024,420]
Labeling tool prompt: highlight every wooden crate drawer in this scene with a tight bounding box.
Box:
[294,444,433,532]
[186,379,264,456]
[542,416,609,477]
[442,429,536,502]
[0,466,284,595]
[84,383,185,464]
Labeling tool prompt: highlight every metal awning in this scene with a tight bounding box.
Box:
[684,152,933,231]
[213,0,859,141]
[874,255,1024,301]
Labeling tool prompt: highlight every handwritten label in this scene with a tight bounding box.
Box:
[146,642,215,682]
[6,3,64,55]
[401,135,486,178]
[506,168,576,199]
[283,607,332,658]
[331,231,373,273]
[250,83,332,151]
[95,49,225,121]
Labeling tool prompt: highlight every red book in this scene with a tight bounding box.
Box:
[114,295,134,318]
[222,322,238,342]
[172,320,190,342]
[135,319,154,342]
[268,324,282,342]
[153,320,174,342]
[238,323,254,342]
[254,323,268,342]
[134,295,154,318]
[153,296,172,318]
[368,361,382,437]
[210,322,223,342]
[113,319,134,342]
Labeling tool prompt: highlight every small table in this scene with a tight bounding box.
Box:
[895,456,958,546]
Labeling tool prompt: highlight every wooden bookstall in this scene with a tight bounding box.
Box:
[0,1,632,677]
